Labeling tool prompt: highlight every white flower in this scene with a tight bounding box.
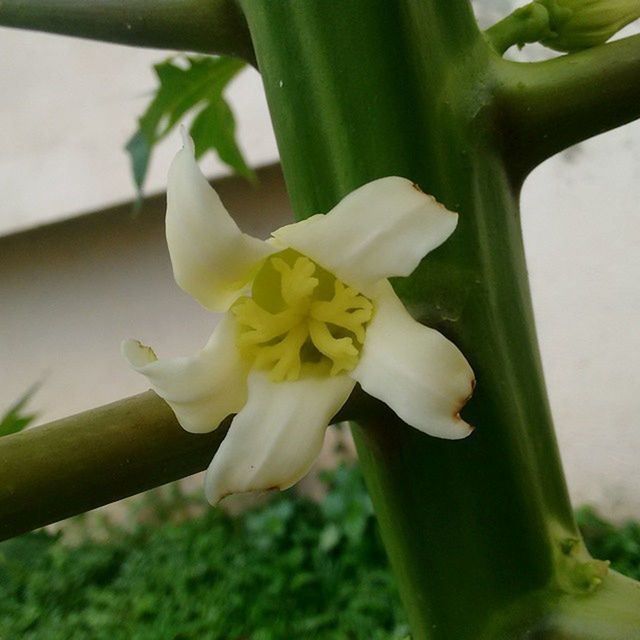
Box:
[123,133,475,504]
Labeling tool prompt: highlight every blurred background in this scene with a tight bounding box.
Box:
[1,0,639,523]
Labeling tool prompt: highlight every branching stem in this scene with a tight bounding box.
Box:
[495,33,640,181]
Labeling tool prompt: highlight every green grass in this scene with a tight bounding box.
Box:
[1,464,638,639]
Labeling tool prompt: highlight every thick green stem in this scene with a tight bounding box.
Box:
[241,1,640,637]
[0,392,228,540]
[0,0,255,63]
[0,387,369,541]
[495,34,640,180]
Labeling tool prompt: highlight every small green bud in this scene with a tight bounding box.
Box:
[535,0,640,52]
[512,3,557,47]
[484,2,555,54]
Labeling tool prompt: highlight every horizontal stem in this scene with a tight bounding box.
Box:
[0,386,370,541]
[0,0,255,63]
[0,391,228,540]
[495,34,640,180]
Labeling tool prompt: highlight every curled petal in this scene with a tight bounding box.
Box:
[351,281,475,439]
[122,316,248,433]
[272,177,458,294]
[204,372,355,504]
[166,133,274,311]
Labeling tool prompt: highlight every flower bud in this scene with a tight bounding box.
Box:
[535,0,640,52]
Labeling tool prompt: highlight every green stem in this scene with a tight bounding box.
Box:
[0,0,255,63]
[0,392,228,540]
[240,1,640,637]
[495,34,640,180]
[0,387,369,541]
[484,2,552,55]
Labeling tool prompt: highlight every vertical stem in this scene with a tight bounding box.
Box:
[240,1,638,637]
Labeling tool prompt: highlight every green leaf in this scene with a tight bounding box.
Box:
[125,132,152,207]
[0,383,40,437]
[190,100,256,183]
[127,55,252,197]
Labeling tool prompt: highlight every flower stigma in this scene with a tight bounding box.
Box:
[231,249,374,382]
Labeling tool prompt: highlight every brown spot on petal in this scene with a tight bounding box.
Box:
[453,411,475,434]
[454,377,476,435]
[460,376,476,406]
[460,382,473,400]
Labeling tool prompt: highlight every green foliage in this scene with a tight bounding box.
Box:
[127,54,255,198]
[0,383,39,437]
[1,464,638,639]
[575,506,640,581]
[0,465,409,640]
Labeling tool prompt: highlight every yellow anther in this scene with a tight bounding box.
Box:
[311,281,373,343]
[232,298,300,348]
[232,249,373,381]
[271,256,319,308]
[308,319,359,376]
[252,323,309,382]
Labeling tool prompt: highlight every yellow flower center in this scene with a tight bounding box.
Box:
[231,249,373,382]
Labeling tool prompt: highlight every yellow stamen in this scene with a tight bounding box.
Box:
[231,249,373,381]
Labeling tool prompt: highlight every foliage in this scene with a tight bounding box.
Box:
[0,383,39,437]
[575,506,640,581]
[0,465,409,640]
[127,54,255,198]
[1,463,638,639]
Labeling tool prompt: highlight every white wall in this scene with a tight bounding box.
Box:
[523,126,640,518]
[0,28,276,236]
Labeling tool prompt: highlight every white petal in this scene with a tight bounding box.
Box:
[204,372,355,503]
[351,281,474,439]
[122,315,248,433]
[166,133,274,311]
[272,177,458,293]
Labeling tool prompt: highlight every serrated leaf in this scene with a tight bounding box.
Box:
[0,383,40,437]
[190,100,256,183]
[127,55,251,197]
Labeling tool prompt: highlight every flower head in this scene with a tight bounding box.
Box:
[123,133,475,504]
[536,0,640,52]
